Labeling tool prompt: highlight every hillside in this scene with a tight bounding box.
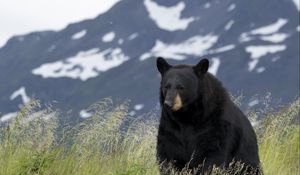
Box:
[0,0,299,121]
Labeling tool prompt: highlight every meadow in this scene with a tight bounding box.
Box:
[0,98,299,175]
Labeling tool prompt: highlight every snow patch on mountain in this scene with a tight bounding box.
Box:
[203,3,211,8]
[293,0,300,11]
[118,39,124,44]
[22,111,56,123]
[227,4,236,12]
[10,86,31,105]
[0,110,56,123]
[260,33,289,43]
[272,56,281,62]
[246,45,286,71]
[240,18,288,43]
[140,34,218,60]
[134,104,144,111]
[249,18,287,35]
[128,33,139,40]
[246,45,286,59]
[144,0,194,31]
[248,99,259,107]
[207,44,235,54]
[224,20,234,30]
[72,30,87,40]
[80,110,93,118]
[0,112,17,122]
[239,33,253,42]
[102,32,116,42]
[32,48,129,81]
[208,57,221,76]
[256,67,265,73]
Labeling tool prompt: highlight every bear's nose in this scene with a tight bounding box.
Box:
[164,100,173,107]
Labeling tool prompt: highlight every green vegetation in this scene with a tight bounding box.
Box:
[0,98,299,175]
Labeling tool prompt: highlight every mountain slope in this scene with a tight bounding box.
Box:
[0,0,299,121]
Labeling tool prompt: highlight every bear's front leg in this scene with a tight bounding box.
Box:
[189,152,227,175]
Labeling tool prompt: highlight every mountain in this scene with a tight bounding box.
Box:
[0,0,299,122]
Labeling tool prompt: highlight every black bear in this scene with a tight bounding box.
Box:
[156,57,261,174]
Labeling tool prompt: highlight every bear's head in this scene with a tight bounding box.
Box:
[156,57,209,112]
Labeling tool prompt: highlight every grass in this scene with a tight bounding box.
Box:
[0,98,299,175]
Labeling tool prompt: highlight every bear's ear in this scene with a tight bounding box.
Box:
[194,58,209,75]
[157,57,171,75]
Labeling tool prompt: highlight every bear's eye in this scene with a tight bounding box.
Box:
[176,85,184,90]
[164,84,171,89]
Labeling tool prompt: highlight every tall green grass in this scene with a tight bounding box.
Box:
[0,98,299,175]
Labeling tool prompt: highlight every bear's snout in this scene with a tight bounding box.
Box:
[164,93,183,111]
[164,99,173,107]
[172,94,183,111]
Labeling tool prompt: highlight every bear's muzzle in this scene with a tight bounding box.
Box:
[172,94,183,111]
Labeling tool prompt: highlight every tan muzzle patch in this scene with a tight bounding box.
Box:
[172,93,183,111]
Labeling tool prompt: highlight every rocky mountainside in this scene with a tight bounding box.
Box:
[0,0,299,122]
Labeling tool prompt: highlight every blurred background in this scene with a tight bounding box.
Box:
[0,0,299,122]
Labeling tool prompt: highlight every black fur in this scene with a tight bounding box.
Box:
[156,57,261,174]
